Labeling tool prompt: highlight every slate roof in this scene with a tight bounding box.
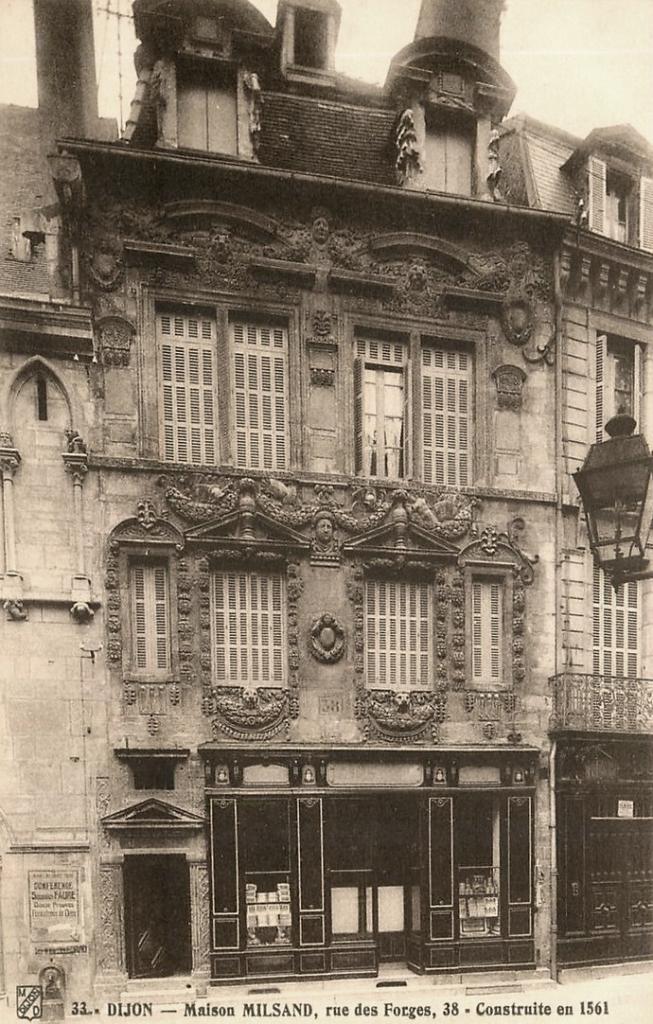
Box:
[499,115,579,215]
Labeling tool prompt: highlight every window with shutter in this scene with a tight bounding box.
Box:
[640,176,653,253]
[422,345,471,486]
[232,320,289,471]
[596,334,641,441]
[365,579,431,688]
[354,337,408,479]
[212,570,286,685]
[471,578,504,689]
[588,157,606,235]
[130,563,171,674]
[158,310,217,465]
[592,566,639,679]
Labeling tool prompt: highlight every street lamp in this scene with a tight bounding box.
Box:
[573,414,653,589]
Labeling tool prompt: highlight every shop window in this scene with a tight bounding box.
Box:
[354,336,409,479]
[456,794,501,939]
[129,562,171,675]
[157,308,217,465]
[471,578,504,689]
[422,344,472,486]
[177,63,237,154]
[595,334,641,442]
[365,579,432,688]
[212,570,286,685]
[232,318,289,471]
[241,800,292,948]
[422,117,474,196]
[294,8,329,69]
[592,566,639,679]
[131,758,176,791]
[326,799,374,940]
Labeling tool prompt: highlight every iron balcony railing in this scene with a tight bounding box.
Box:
[550,672,653,734]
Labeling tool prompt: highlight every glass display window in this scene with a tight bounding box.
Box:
[241,799,293,948]
[456,794,501,939]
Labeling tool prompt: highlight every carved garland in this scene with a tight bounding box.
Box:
[309,614,346,664]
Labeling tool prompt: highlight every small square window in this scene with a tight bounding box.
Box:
[131,758,176,791]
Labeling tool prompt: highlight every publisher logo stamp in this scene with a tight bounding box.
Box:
[16,986,42,1021]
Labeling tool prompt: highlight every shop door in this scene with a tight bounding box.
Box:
[588,820,653,951]
[375,796,419,962]
[124,855,192,978]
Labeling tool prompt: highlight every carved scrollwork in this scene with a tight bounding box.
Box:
[358,689,447,744]
[459,519,538,585]
[502,297,534,348]
[209,687,291,741]
[309,614,346,664]
[492,364,527,410]
[96,315,135,367]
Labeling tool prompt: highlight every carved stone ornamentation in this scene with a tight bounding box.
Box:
[464,691,517,721]
[97,864,125,973]
[311,508,340,566]
[243,71,263,155]
[502,298,534,347]
[3,599,27,621]
[96,315,136,367]
[358,689,447,743]
[309,614,346,664]
[84,239,125,292]
[395,109,423,186]
[310,367,335,387]
[492,364,527,410]
[190,862,211,974]
[210,687,291,741]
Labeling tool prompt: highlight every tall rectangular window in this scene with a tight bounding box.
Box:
[592,567,639,678]
[158,310,217,464]
[354,337,409,479]
[422,344,471,486]
[595,335,640,441]
[471,578,504,689]
[130,563,170,673]
[177,64,238,154]
[365,579,431,688]
[232,319,289,471]
[212,570,286,685]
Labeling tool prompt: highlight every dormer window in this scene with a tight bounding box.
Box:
[422,112,474,196]
[177,61,237,154]
[605,169,629,243]
[294,8,329,69]
[279,0,340,80]
[588,155,653,251]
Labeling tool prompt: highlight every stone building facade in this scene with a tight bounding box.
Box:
[0,0,651,1012]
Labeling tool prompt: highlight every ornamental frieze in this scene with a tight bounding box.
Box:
[207,686,293,742]
[356,689,447,744]
[158,474,477,545]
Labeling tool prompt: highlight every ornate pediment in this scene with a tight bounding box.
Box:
[109,500,184,550]
[101,798,205,831]
[184,511,310,555]
[344,490,462,566]
[458,518,538,585]
[366,232,473,277]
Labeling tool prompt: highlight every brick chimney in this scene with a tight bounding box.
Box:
[414,0,506,62]
[32,0,99,140]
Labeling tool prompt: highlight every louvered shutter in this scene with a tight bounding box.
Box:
[595,333,607,441]
[213,570,286,685]
[588,157,606,234]
[592,566,639,678]
[158,311,217,464]
[130,563,170,672]
[403,362,412,478]
[365,579,431,687]
[640,176,653,253]
[353,357,364,474]
[232,321,289,471]
[471,579,503,687]
[422,345,472,486]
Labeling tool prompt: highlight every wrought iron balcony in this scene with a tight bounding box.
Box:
[550,672,653,734]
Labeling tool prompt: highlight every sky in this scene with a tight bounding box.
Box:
[0,0,652,142]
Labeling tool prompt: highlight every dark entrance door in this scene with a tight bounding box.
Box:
[124,855,192,978]
[375,796,419,962]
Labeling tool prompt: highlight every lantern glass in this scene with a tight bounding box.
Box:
[573,424,653,579]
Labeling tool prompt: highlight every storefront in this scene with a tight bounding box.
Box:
[203,747,538,982]
[555,735,653,967]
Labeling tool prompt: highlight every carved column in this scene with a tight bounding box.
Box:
[63,448,92,615]
[0,434,21,578]
[641,347,653,677]
[189,860,210,977]
[97,863,125,975]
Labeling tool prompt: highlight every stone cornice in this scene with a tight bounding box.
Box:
[0,296,94,357]
[561,233,653,323]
